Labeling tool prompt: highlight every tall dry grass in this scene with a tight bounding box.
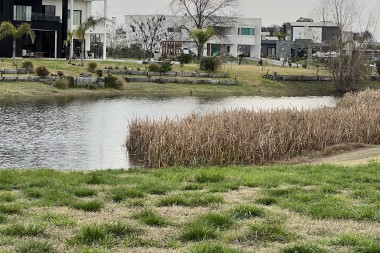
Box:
[127,89,380,167]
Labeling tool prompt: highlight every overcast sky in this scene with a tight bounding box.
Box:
[93,0,380,39]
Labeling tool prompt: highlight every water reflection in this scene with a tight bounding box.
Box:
[0,96,338,170]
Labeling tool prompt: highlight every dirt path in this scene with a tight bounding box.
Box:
[309,146,380,166]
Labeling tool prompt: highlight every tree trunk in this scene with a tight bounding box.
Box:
[197,43,204,60]
[68,44,72,64]
[12,40,16,66]
[80,41,84,66]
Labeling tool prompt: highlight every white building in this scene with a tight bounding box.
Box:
[125,15,262,59]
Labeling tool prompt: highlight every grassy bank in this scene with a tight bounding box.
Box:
[0,164,379,253]
[0,58,378,98]
[127,90,380,167]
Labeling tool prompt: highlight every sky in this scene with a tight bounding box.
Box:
[93,0,380,39]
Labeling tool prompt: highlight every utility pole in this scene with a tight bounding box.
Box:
[103,0,107,60]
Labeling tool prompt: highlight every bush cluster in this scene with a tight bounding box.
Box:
[55,78,69,89]
[148,63,161,72]
[35,66,49,77]
[200,57,220,72]
[105,75,124,90]
[21,60,34,73]
[87,62,98,73]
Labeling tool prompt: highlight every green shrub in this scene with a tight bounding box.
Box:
[200,57,220,72]
[55,78,69,89]
[66,76,75,88]
[21,60,34,73]
[160,61,173,72]
[104,75,117,88]
[376,60,380,75]
[35,66,49,77]
[87,62,97,73]
[177,53,192,65]
[148,62,161,72]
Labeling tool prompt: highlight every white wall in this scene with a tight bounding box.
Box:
[293,27,322,43]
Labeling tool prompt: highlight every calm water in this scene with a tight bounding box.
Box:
[0,96,338,170]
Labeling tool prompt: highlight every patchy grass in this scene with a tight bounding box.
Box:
[1,58,378,99]
[0,164,379,252]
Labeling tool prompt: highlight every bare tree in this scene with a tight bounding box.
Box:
[129,15,167,60]
[171,0,238,59]
[315,0,379,92]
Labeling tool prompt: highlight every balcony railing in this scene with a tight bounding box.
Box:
[32,13,61,23]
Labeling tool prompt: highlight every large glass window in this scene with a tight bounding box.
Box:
[43,5,56,16]
[68,10,82,25]
[14,5,32,21]
[238,28,255,36]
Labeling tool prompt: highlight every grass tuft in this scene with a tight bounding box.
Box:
[2,223,46,237]
[188,242,245,253]
[230,204,266,219]
[180,222,218,242]
[104,221,141,237]
[282,244,329,253]
[0,203,23,214]
[73,188,97,197]
[71,224,112,246]
[0,191,16,202]
[157,192,224,207]
[40,213,76,227]
[71,200,104,212]
[240,218,293,243]
[194,171,226,183]
[15,240,56,253]
[132,209,168,227]
[255,197,277,206]
[110,188,145,202]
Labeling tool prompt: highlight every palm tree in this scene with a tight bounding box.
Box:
[0,21,35,66]
[63,30,75,64]
[73,16,105,66]
[189,27,216,60]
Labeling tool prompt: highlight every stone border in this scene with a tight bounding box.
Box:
[264,74,380,82]
[103,69,228,78]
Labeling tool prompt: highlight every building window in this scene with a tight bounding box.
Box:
[167,27,181,33]
[43,5,56,16]
[14,5,32,21]
[238,28,255,36]
[68,10,82,25]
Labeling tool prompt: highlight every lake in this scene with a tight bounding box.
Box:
[0,96,338,170]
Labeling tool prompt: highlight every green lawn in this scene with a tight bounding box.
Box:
[0,58,378,98]
[0,164,379,252]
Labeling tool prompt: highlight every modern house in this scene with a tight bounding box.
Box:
[0,0,97,59]
[276,21,340,60]
[125,15,262,59]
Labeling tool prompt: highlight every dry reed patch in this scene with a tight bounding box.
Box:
[127,89,380,167]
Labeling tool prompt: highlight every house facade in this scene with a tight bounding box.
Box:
[0,0,95,58]
[125,15,262,59]
[276,21,339,60]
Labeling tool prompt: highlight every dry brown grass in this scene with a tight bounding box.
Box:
[127,89,380,167]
